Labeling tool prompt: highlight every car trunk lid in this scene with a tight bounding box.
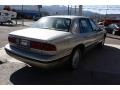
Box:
[9,28,69,41]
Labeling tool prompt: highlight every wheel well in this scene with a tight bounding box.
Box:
[73,44,85,55]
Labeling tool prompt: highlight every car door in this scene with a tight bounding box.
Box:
[89,19,104,42]
[78,18,97,47]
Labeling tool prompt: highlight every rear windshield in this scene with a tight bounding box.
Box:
[32,17,71,32]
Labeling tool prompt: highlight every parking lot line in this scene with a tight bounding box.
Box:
[0,48,23,63]
[105,44,120,49]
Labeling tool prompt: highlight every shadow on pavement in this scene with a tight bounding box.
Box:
[0,61,3,64]
[10,45,120,85]
[0,24,16,27]
[0,24,27,27]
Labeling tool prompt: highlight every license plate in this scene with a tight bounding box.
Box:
[20,39,29,47]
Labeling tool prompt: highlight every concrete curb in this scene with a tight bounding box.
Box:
[107,34,120,40]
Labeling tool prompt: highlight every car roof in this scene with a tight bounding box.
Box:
[44,15,89,20]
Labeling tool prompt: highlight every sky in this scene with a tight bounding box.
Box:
[0,5,120,14]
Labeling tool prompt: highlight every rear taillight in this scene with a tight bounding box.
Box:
[8,36,16,43]
[30,41,56,51]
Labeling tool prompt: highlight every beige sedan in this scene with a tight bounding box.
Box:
[5,15,106,69]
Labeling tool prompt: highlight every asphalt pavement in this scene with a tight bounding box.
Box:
[0,38,120,85]
[0,23,120,85]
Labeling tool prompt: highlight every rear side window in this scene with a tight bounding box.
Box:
[79,19,93,33]
[89,19,98,30]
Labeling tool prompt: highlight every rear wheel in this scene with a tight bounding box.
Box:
[70,48,82,69]
[112,29,116,35]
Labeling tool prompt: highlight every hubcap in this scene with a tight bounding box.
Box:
[112,30,115,35]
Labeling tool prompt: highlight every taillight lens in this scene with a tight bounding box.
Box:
[8,36,16,43]
[30,41,56,51]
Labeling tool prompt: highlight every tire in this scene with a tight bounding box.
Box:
[70,48,82,69]
[112,30,116,35]
[97,38,105,49]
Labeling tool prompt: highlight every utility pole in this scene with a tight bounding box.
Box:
[69,5,72,15]
[22,5,24,26]
[38,5,42,16]
[75,5,77,15]
[105,5,108,19]
[68,5,70,15]
[79,5,82,16]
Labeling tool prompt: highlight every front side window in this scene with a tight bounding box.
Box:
[32,17,71,32]
[71,19,79,33]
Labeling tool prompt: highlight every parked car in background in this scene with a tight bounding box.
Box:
[5,16,106,69]
[0,10,17,24]
[105,23,120,35]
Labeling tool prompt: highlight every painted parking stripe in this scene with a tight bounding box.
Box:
[7,58,24,63]
[0,48,23,63]
[105,44,120,49]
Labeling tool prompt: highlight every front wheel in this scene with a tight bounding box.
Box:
[70,48,82,69]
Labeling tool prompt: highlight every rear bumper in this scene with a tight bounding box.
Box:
[4,44,70,68]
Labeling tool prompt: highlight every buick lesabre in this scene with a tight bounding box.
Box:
[5,16,106,69]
